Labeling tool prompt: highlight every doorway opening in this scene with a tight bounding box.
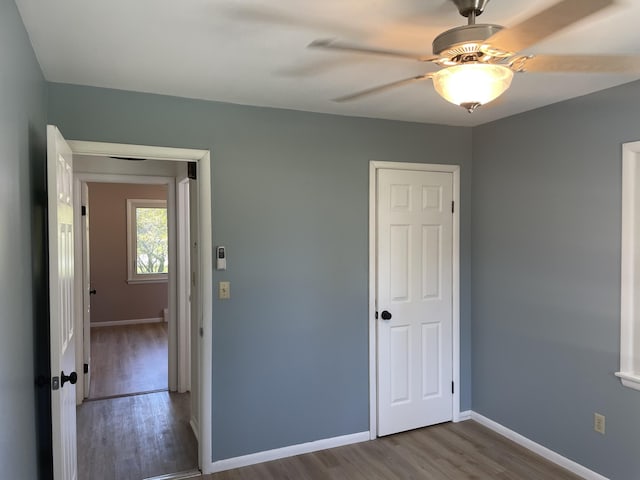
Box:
[84,181,170,401]
[68,142,212,478]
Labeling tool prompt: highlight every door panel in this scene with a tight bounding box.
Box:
[421,322,441,397]
[377,168,453,437]
[389,225,410,301]
[422,225,441,299]
[48,125,78,480]
[389,325,410,404]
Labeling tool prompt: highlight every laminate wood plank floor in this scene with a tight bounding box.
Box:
[77,391,198,480]
[205,420,583,480]
[90,323,168,398]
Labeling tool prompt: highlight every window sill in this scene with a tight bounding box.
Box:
[615,372,640,391]
[127,278,168,285]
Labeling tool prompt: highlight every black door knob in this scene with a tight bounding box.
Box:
[89,289,97,295]
[61,371,77,387]
[381,310,392,320]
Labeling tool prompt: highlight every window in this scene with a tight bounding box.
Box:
[127,199,168,283]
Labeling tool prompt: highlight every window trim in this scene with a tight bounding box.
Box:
[126,198,169,284]
[617,141,640,391]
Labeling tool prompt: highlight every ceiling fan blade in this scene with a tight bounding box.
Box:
[309,39,439,63]
[485,0,616,54]
[520,54,640,73]
[333,74,433,102]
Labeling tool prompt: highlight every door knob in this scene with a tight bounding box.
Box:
[61,371,77,387]
[89,289,97,295]
[381,310,392,320]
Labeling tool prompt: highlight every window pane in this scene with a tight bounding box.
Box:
[136,207,168,274]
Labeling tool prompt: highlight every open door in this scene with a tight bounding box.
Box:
[47,125,78,480]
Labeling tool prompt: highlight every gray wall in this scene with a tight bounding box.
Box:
[0,0,48,478]
[47,84,473,461]
[472,80,640,479]
[10,4,640,474]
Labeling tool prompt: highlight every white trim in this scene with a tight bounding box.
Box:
[74,173,175,185]
[457,410,472,421]
[177,178,191,394]
[470,412,609,480]
[69,141,213,474]
[368,164,377,440]
[126,278,169,284]
[90,317,164,327]
[190,417,200,442]
[618,141,640,390]
[197,151,213,473]
[68,140,207,162]
[73,178,85,404]
[614,371,640,390]
[209,432,370,473]
[368,161,461,439]
[142,470,202,480]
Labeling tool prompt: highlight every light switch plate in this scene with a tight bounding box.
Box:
[219,281,230,300]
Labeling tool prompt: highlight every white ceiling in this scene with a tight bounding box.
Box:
[15,0,640,127]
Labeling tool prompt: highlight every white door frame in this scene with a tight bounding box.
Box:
[368,161,461,439]
[68,140,213,473]
[177,178,192,393]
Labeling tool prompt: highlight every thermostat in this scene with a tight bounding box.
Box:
[216,246,227,270]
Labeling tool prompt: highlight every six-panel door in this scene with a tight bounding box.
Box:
[377,169,454,436]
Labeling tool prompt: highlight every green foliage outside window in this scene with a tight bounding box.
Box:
[136,207,168,274]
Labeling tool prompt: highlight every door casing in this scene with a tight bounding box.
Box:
[368,161,461,439]
[68,140,213,473]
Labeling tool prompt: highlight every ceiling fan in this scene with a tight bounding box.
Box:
[309,0,640,112]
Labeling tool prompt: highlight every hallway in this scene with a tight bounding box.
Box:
[77,391,197,480]
[89,323,168,399]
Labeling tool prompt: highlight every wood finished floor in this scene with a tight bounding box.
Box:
[90,322,168,398]
[77,391,198,480]
[205,420,582,480]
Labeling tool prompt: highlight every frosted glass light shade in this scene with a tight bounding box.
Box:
[432,64,514,112]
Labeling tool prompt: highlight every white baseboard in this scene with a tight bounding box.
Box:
[470,412,608,480]
[202,413,607,478]
[142,469,201,480]
[91,317,164,327]
[205,431,370,474]
[457,410,472,421]
[190,417,199,442]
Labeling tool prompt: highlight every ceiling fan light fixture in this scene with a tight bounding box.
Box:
[432,63,513,112]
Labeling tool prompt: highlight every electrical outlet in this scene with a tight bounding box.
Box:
[594,413,605,434]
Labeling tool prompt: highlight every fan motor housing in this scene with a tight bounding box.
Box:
[452,0,491,17]
[432,24,503,59]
